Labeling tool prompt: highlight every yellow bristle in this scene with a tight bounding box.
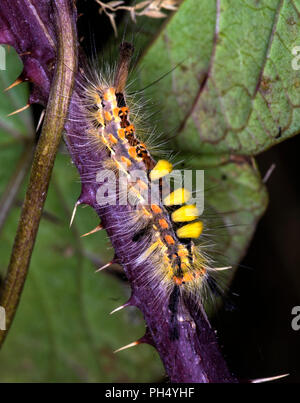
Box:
[149,160,173,181]
[171,204,199,222]
[93,93,101,106]
[163,188,191,206]
[142,239,161,259]
[176,221,203,239]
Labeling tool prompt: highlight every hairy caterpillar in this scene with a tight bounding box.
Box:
[72,41,231,341]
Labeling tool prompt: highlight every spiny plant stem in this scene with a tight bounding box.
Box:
[0,0,77,347]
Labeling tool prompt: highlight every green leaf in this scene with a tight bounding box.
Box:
[135,0,300,265]
[0,46,33,141]
[138,0,300,156]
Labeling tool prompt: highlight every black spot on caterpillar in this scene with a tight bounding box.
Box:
[132,223,151,242]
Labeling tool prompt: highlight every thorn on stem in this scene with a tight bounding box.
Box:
[69,200,81,227]
[215,266,232,271]
[4,77,24,92]
[110,301,131,315]
[113,340,140,354]
[7,103,30,117]
[95,261,113,273]
[36,109,46,133]
[81,224,103,237]
[250,373,289,383]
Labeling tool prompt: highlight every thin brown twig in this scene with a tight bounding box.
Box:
[96,0,179,36]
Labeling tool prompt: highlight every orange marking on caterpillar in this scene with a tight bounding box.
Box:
[178,247,189,257]
[128,146,138,160]
[159,219,169,229]
[117,128,126,140]
[119,107,129,117]
[164,235,175,245]
[125,125,135,134]
[103,87,115,101]
[196,267,207,277]
[173,276,183,286]
[104,111,112,121]
[113,107,119,118]
[109,134,118,144]
[151,204,162,214]
[121,156,131,166]
[182,273,194,283]
[112,107,120,122]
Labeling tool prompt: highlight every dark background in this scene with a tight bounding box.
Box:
[218,134,300,383]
